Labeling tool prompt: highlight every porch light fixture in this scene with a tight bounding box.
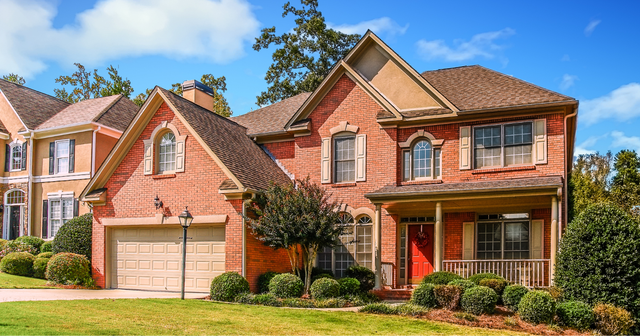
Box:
[154,195,163,210]
[178,207,193,300]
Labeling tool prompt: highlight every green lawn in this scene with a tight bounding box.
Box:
[0,299,520,335]
[0,272,56,289]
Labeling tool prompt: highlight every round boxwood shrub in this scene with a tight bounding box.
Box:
[40,241,52,253]
[257,271,279,294]
[209,272,249,302]
[32,257,49,279]
[502,285,529,312]
[338,277,360,296]
[434,284,463,310]
[479,278,508,300]
[268,273,303,298]
[448,279,476,293]
[411,282,437,308]
[421,271,462,285]
[461,286,498,315]
[312,273,334,283]
[15,236,45,253]
[0,252,35,276]
[45,252,91,286]
[52,213,92,260]
[518,290,556,324]
[37,252,53,259]
[310,277,340,299]
[345,265,375,292]
[468,272,505,285]
[0,241,37,260]
[556,300,595,330]
[555,204,640,323]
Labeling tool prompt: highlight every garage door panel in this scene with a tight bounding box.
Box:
[111,226,225,293]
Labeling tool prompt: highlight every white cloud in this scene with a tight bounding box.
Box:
[0,0,260,77]
[415,28,515,62]
[574,135,606,156]
[329,17,408,37]
[581,83,640,125]
[560,74,578,90]
[584,19,601,36]
[611,131,640,152]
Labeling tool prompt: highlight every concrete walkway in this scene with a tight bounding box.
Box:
[0,289,207,302]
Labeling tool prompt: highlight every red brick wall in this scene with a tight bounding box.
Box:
[443,212,475,260]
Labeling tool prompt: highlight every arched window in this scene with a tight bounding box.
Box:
[4,190,24,240]
[317,212,374,278]
[158,132,176,173]
[355,215,372,269]
[6,190,24,205]
[403,139,441,180]
[413,140,432,178]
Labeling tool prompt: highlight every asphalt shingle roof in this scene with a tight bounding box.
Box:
[37,95,138,131]
[0,79,70,130]
[231,92,311,135]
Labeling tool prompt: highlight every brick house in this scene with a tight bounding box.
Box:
[82,31,578,293]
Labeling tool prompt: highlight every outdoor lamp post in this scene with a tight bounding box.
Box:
[178,206,193,300]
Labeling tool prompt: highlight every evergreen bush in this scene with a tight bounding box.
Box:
[556,300,595,330]
[268,273,303,298]
[518,290,556,324]
[15,236,44,253]
[0,241,37,260]
[461,286,498,315]
[52,213,93,260]
[209,272,249,302]
[310,277,340,299]
[594,303,635,335]
[257,271,279,293]
[502,285,529,312]
[433,285,463,310]
[32,257,49,279]
[447,279,476,293]
[36,252,53,259]
[45,252,91,285]
[40,241,52,253]
[345,265,375,292]
[337,277,360,295]
[0,252,35,276]
[410,282,437,308]
[468,272,505,285]
[421,271,462,285]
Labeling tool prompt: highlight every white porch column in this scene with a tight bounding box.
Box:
[374,203,382,289]
[435,202,443,272]
[550,195,559,285]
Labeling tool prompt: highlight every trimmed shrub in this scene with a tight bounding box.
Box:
[345,265,375,292]
[36,252,53,259]
[234,292,255,304]
[359,303,397,315]
[268,273,303,299]
[556,301,595,330]
[40,241,52,253]
[45,252,91,285]
[0,241,37,260]
[434,285,463,310]
[502,285,529,312]
[411,282,437,308]
[15,236,44,253]
[312,273,334,283]
[342,292,379,306]
[555,203,640,322]
[338,277,360,296]
[32,257,49,279]
[479,278,508,301]
[468,272,505,285]
[594,303,635,335]
[310,277,340,299]
[421,271,462,285]
[209,272,249,302]
[253,293,281,307]
[257,271,279,294]
[534,286,564,302]
[52,213,93,260]
[461,286,498,315]
[0,239,7,251]
[0,252,35,276]
[298,267,333,285]
[518,290,556,324]
[448,279,476,293]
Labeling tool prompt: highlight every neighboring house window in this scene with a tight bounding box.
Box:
[55,140,70,174]
[158,132,176,173]
[48,197,74,238]
[403,139,441,180]
[317,213,373,278]
[334,136,355,183]
[48,139,75,175]
[477,221,530,260]
[474,122,533,169]
[11,145,22,171]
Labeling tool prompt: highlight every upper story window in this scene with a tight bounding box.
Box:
[48,139,75,175]
[321,122,366,184]
[11,145,22,171]
[403,139,442,181]
[5,141,26,172]
[143,121,186,176]
[158,132,176,173]
[474,122,533,169]
[334,136,355,183]
[55,140,70,174]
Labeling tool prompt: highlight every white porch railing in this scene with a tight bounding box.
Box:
[443,259,550,287]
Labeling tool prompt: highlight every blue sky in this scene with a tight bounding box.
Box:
[1,0,639,156]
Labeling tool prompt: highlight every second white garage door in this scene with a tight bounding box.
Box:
[110,225,225,292]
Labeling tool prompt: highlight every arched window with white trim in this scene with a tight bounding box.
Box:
[143,121,186,175]
[317,212,374,278]
[403,138,442,180]
[158,132,177,173]
[3,189,25,240]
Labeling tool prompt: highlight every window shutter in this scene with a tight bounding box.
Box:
[321,138,331,184]
[143,140,153,175]
[42,200,48,239]
[531,219,544,259]
[459,126,471,170]
[175,137,185,173]
[355,134,366,182]
[21,142,27,170]
[534,119,547,164]
[49,142,55,175]
[73,198,79,217]
[462,222,475,260]
[4,144,10,172]
[68,139,75,173]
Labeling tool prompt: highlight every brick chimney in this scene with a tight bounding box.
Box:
[181,80,214,111]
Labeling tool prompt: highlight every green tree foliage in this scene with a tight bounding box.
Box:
[611,150,640,215]
[252,0,361,106]
[568,152,612,221]
[170,74,232,117]
[54,63,134,103]
[246,177,347,294]
[2,73,25,85]
[132,88,153,107]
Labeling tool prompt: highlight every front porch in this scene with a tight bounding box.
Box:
[367,177,563,291]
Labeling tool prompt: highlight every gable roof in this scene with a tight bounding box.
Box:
[0,79,70,130]
[231,92,311,136]
[36,95,138,131]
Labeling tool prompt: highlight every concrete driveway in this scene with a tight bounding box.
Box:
[0,289,207,302]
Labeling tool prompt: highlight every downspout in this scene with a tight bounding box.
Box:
[91,127,100,177]
[242,199,250,277]
[562,106,578,236]
[27,132,34,236]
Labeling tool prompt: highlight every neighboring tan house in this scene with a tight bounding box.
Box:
[81,32,578,295]
[0,79,138,241]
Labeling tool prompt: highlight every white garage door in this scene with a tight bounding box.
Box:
[110,225,225,292]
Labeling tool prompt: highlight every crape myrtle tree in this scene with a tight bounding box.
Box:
[245,177,347,294]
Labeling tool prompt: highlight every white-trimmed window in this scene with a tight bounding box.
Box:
[11,145,22,171]
[158,132,176,173]
[317,213,373,278]
[476,213,530,260]
[55,140,70,174]
[403,139,442,180]
[334,136,355,183]
[474,122,533,169]
[47,194,74,238]
[143,122,186,175]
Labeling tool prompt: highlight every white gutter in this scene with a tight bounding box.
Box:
[562,106,578,235]
[27,131,34,236]
[92,127,100,177]
[241,199,249,277]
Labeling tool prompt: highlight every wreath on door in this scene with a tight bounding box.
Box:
[414,231,430,248]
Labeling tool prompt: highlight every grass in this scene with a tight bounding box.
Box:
[0,299,523,335]
[0,272,56,289]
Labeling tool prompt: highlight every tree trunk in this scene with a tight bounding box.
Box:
[305,247,318,295]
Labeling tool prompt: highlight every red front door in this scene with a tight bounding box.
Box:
[408,224,434,283]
